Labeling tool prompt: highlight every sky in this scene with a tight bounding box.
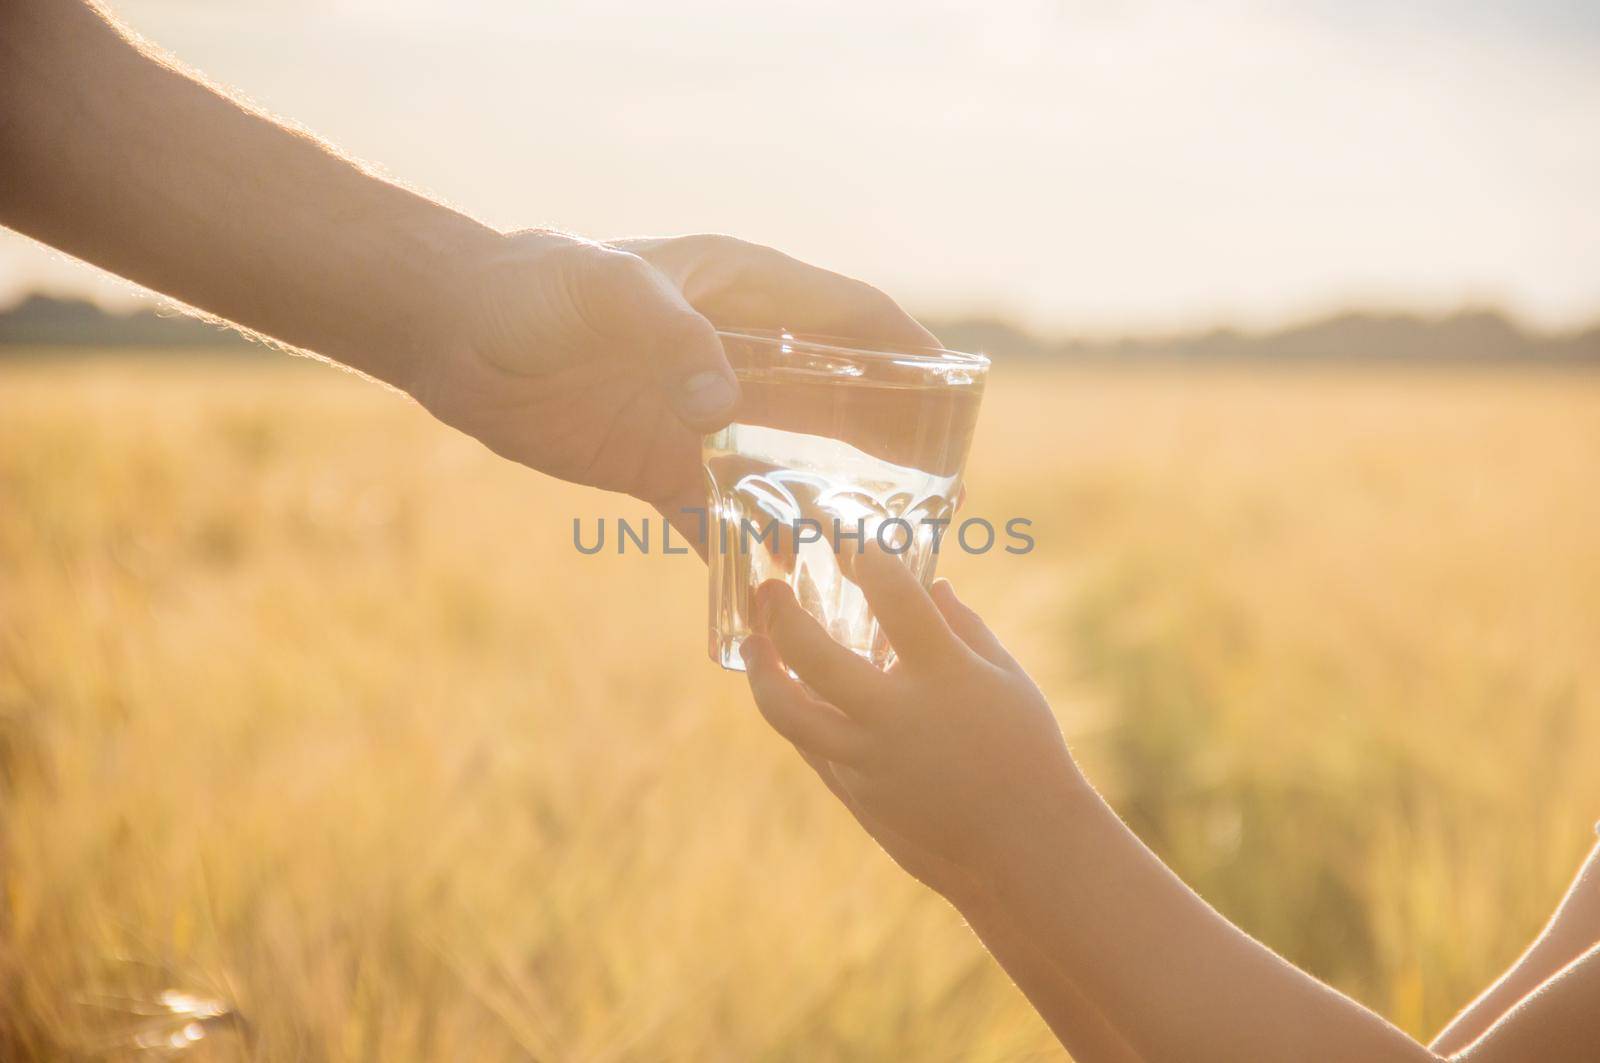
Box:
[4,0,1599,335]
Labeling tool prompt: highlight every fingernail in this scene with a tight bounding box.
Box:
[739,639,757,667]
[678,371,737,419]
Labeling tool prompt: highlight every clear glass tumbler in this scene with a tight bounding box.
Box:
[704,329,989,671]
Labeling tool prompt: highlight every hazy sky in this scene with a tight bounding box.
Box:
[5,0,1598,333]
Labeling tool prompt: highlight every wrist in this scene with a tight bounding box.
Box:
[977,770,1105,901]
[379,212,503,398]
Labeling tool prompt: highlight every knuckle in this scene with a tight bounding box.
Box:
[768,707,803,742]
[566,243,651,291]
[659,308,716,347]
[768,624,804,664]
[595,249,656,288]
[755,689,796,730]
[851,738,887,770]
[859,294,908,329]
[838,735,870,766]
[689,232,752,256]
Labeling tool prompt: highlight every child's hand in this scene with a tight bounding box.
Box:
[741,548,1087,893]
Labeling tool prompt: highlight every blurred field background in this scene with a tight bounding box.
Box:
[2,351,1598,1060]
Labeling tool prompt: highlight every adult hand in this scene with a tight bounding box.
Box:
[409,231,935,549]
[1,5,935,548]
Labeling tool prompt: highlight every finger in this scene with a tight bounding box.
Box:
[634,235,939,349]
[930,579,1021,672]
[793,746,861,813]
[755,580,892,716]
[790,748,924,881]
[790,749,889,847]
[741,636,870,765]
[790,747,931,880]
[851,545,962,668]
[760,256,939,348]
[577,245,740,431]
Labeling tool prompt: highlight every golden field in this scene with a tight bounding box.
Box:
[2,353,1599,1061]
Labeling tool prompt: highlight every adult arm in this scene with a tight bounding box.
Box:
[0,0,491,391]
[0,0,934,530]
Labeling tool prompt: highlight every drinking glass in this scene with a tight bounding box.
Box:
[704,329,989,671]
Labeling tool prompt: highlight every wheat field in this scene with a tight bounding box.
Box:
[2,353,1598,1061]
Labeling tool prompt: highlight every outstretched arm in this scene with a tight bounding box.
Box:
[1450,943,1600,1062]
[787,746,1144,1062]
[0,0,492,390]
[741,550,1600,1063]
[986,775,1600,1063]
[957,893,1147,1061]
[0,0,933,529]
[1430,841,1600,1055]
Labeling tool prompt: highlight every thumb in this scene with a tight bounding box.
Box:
[579,248,740,431]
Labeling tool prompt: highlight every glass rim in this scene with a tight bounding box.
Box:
[714,327,991,372]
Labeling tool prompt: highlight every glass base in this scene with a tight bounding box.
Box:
[713,633,748,672]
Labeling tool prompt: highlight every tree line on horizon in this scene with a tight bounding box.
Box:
[2,292,1597,364]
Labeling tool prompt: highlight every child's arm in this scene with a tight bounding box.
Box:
[961,900,1148,1063]
[779,741,1145,1062]
[1429,841,1600,1055]
[741,549,1600,1063]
